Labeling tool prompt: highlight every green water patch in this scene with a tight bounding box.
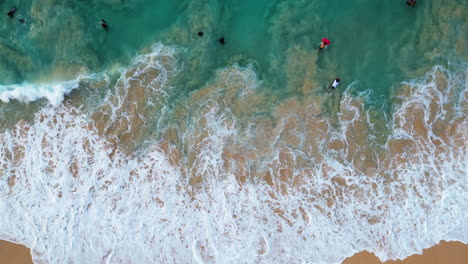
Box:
[0,99,45,130]
[0,0,466,119]
[0,0,189,84]
[163,0,466,114]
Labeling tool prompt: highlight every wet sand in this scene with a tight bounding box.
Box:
[0,240,33,264]
[342,241,468,264]
[1,239,466,264]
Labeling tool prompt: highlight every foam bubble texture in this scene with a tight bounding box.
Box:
[0,80,83,106]
[0,57,466,263]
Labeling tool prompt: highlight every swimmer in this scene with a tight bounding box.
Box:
[319,37,331,50]
[7,7,17,18]
[101,19,108,30]
[19,18,24,24]
[198,31,204,37]
[407,0,416,7]
[328,78,340,93]
[218,37,225,45]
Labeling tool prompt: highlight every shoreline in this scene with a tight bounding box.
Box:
[1,240,466,263]
[342,241,468,264]
[0,240,33,264]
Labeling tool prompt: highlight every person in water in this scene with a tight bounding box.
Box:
[218,37,225,45]
[198,31,204,37]
[407,0,416,6]
[101,19,108,30]
[319,37,331,50]
[328,78,340,93]
[7,7,17,18]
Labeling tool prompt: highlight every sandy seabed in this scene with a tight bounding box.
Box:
[0,240,33,264]
[343,241,468,264]
[1,240,467,264]
[0,43,466,263]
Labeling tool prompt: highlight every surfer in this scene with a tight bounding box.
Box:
[319,37,331,50]
[328,78,340,93]
[407,0,416,6]
[7,7,17,18]
[101,19,108,30]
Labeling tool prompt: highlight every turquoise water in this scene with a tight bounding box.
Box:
[0,0,464,151]
[0,0,189,83]
[0,1,467,263]
[1,0,465,95]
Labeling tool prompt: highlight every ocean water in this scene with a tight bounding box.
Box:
[0,0,467,263]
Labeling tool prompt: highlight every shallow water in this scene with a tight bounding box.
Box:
[0,0,467,263]
[1,0,465,99]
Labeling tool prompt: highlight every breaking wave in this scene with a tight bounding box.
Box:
[0,46,466,264]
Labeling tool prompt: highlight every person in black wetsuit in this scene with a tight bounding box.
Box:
[218,37,225,45]
[101,19,108,30]
[407,0,416,7]
[7,7,17,17]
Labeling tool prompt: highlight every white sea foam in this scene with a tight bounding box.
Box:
[0,43,174,107]
[0,52,466,264]
[0,79,83,106]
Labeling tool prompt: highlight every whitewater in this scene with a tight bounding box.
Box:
[0,45,466,263]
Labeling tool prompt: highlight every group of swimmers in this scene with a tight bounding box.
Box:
[5,1,417,93]
[318,37,340,93]
[6,7,24,23]
[323,0,417,92]
[197,31,226,46]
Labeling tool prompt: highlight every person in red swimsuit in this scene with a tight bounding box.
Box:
[319,38,331,50]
